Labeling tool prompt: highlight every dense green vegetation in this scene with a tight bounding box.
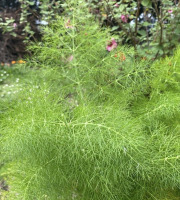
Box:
[0,1,180,199]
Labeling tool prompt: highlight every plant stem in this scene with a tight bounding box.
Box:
[134,0,141,56]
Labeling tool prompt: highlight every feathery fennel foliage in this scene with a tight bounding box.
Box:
[0,1,180,199]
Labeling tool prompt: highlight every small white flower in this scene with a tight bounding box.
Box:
[123,147,127,154]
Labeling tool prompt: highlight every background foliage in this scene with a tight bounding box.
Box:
[0,0,64,63]
[0,0,180,62]
[86,0,180,59]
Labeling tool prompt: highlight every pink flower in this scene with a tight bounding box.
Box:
[65,19,74,29]
[168,9,173,14]
[13,23,17,28]
[121,15,128,23]
[115,3,119,8]
[67,55,74,62]
[106,38,117,52]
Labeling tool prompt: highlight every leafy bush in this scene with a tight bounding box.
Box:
[0,1,180,199]
[86,0,180,59]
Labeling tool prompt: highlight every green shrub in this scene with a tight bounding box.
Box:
[86,0,180,59]
[0,2,180,199]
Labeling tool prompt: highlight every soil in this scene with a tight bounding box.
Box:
[0,179,8,191]
[0,179,8,199]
